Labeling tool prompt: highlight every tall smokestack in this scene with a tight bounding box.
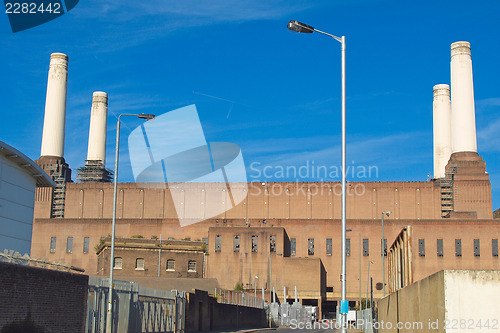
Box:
[40,53,68,158]
[450,41,477,154]
[433,84,452,178]
[86,92,108,164]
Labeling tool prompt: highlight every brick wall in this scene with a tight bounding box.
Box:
[0,262,88,333]
[186,289,267,332]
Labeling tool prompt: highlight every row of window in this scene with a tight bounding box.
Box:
[418,239,499,257]
[113,258,197,272]
[214,235,499,258]
[50,237,89,254]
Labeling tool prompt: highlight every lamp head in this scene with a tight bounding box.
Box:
[383,211,391,217]
[138,113,155,120]
[287,20,314,33]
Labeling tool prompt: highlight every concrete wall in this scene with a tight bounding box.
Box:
[378,270,500,333]
[0,154,37,255]
[0,262,88,333]
[186,289,266,332]
[444,270,500,331]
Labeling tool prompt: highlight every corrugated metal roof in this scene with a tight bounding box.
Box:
[0,140,55,187]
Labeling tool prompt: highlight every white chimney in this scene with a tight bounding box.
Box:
[40,53,68,157]
[450,41,477,154]
[433,84,452,178]
[86,92,108,164]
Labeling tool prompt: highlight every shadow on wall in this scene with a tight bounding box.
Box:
[1,312,45,333]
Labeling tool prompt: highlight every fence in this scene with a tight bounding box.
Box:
[269,302,316,327]
[214,288,265,309]
[86,277,186,333]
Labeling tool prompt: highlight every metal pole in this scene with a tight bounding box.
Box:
[366,261,372,310]
[158,234,162,277]
[359,232,361,309]
[255,276,258,299]
[106,117,121,333]
[382,213,386,297]
[340,35,347,333]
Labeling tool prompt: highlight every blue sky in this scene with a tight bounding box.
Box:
[1,0,499,210]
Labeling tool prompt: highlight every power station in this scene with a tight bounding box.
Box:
[30,42,499,318]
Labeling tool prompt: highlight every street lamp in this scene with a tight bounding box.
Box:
[287,19,347,331]
[254,276,259,300]
[381,210,391,298]
[107,113,155,333]
[366,260,374,309]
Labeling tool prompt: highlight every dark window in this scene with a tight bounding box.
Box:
[290,238,296,255]
[270,235,276,253]
[363,239,369,256]
[50,237,56,253]
[455,239,462,257]
[66,237,73,253]
[114,257,122,269]
[188,260,196,272]
[493,239,498,257]
[437,239,443,257]
[326,287,333,292]
[83,237,89,254]
[418,239,425,257]
[215,235,221,252]
[252,235,258,252]
[326,238,332,255]
[166,259,175,271]
[381,239,387,256]
[308,238,314,255]
[233,235,240,252]
[346,238,351,256]
[474,239,480,257]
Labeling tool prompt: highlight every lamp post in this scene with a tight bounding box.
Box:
[106,113,155,333]
[381,211,391,298]
[366,260,374,309]
[287,19,347,331]
[254,276,259,300]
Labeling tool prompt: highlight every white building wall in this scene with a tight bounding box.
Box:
[0,155,37,255]
[444,270,500,333]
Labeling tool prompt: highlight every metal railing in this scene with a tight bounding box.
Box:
[214,288,265,309]
[86,277,186,333]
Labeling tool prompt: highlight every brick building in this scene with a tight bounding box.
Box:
[95,237,205,278]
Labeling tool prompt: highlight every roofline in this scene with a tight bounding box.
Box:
[0,141,55,187]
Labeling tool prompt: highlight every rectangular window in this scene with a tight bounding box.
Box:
[215,235,221,252]
[136,258,145,270]
[233,235,240,252]
[66,237,73,254]
[455,239,462,257]
[83,237,89,254]
[50,237,56,253]
[114,257,122,269]
[493,239,498,257]
[437,239,443,257]
[418,239,425,257]
[251,235,258,253]
[308,238,314,255]
[474,239,480,257]
[166,259,175,271]
[363,239,369,256]
[346,238,351,256]
[326,238,332,255]
[270,235,276,253]
[381,239,387,257]
[290,238,296,255]
[188,260,197,272]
